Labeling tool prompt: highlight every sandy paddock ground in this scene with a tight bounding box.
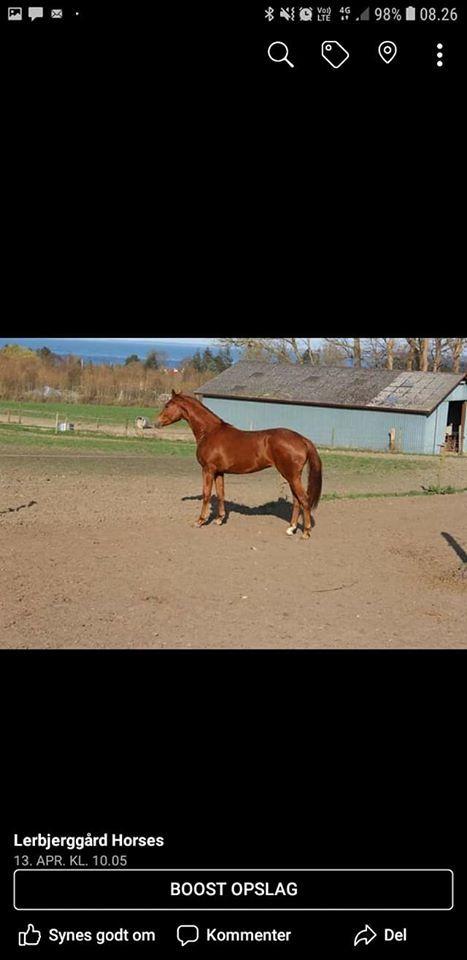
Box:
[1,452,466,648]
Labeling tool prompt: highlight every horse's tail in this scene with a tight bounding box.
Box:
[307,443,322,511]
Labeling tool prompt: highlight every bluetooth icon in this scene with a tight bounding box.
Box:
[265,6,275,21]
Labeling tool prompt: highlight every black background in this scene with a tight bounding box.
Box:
[2,1,463,307]
[2,650,465,955]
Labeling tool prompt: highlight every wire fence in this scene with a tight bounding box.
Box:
[0,404,145,437]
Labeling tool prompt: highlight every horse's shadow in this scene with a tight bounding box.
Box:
[182,495,315,529]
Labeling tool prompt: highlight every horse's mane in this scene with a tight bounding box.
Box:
[176,393,203,406]
[175,393,223,422]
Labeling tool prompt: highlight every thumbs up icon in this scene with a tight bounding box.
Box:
[18,924,41,947]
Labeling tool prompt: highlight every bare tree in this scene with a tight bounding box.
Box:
[386,338,396,370]
[322,339,364,367]
[447,337,467,373]
[353,338,362,368]
[405,338,431,371]
[420,338,429,372]
[406,338,417,370]
[365,338,398,369]
[317,342,349,366]
[432,338,443,372]
[218,339,320,364]
[303,338,315,364]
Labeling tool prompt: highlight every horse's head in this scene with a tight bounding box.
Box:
[156,390,186,427]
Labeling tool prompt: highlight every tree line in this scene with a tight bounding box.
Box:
[125,346,234,375]
[218,338,466,373]
[0,343,233,404]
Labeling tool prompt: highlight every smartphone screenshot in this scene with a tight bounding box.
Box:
[1,5,465,959]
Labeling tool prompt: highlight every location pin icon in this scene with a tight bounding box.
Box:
[379,41,397,64]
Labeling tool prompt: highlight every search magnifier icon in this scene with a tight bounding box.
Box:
[268,41,295,68]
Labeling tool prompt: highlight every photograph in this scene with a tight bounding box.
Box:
[1,336,465,650]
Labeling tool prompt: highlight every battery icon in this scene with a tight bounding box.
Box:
[405,6,416,19]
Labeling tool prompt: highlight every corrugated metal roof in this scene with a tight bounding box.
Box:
[195,362,465,414]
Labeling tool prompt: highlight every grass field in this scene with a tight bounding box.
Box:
[0,422,426,465]
[0,399,159,422]
[0,398,189,432]
[0,423,195,456]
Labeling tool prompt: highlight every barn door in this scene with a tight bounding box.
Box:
[447,401,464,453]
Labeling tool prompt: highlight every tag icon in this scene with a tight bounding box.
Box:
[379,41,397,64]
[321,41,350,69]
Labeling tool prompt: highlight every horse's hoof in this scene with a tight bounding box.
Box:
[286,526,297,536]
[194,520,206,528]
[301,531,311,541]
[215,517,225,526]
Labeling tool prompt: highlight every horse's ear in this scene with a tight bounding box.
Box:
[171,389,178,398]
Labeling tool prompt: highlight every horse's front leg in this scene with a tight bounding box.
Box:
[195,468,214,527]
[214,473,226,525]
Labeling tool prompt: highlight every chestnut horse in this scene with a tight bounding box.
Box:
[156,391,322,539]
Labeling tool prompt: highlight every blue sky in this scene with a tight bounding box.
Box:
[68,338,215,344]
[66,338,324,346]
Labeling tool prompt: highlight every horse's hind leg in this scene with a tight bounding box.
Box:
[286,495,300,536]
[214,473,226,525]
[196,468,214,527]
[288,475,312,540]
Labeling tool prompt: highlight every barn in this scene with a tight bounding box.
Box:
[195,363,467,455]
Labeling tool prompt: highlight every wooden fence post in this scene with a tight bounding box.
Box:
[438,444,446,489]
[55,412,59,434]
[459,401,466,456]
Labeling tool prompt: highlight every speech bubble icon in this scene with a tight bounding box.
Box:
[28,6,44,19]
[177,925,199,948]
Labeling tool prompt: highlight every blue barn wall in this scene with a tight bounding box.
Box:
[202,389,466,454]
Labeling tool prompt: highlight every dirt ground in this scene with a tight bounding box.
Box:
[1,452,466,649]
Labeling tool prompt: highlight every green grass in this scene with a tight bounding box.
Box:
[322,487,467,503]
[0,399,188,428]
[420,484,460,495]
[0,423,460,468]
[1,424,466,499]
[0,423,196,456]
[320,452,420,474]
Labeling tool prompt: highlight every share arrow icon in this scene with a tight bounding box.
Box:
[354,924,377,947]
